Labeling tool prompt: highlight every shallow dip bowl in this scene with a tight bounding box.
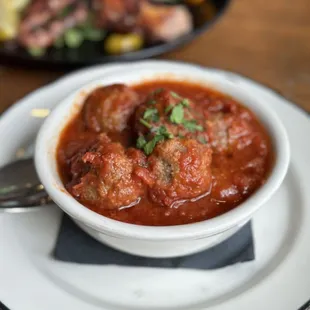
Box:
[35,61,290,258]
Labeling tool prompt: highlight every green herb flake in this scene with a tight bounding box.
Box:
[154,134,166,143]
[198,136,207,144]
[152,114,160,122]
[170,104,184,124]
[183,120,204,132]
[153,88,163,95]
[156,126,166,135]
[170,91,181,99]
[143,108,159,122]
[143,140,156,155]
[139,118,152,129]
[144,135,165,155]
[178,134,185,138]
[147,99,156,105]
[138,126,174,155]
[165,104,173,114]
[136,136,147,149]
[157,126,174,139]
[180,98,190,107]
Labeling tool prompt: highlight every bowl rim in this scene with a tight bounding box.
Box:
[35,61,290,241]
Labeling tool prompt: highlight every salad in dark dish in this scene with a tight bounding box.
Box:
[0,0,222,58]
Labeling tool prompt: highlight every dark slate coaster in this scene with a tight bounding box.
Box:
[53,215,255,269]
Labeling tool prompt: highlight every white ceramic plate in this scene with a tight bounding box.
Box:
[1,61,310,310]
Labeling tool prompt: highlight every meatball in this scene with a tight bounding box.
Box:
[205,105,256,154]
[208,104,270,203]
[68,134,148,210]
[134,88,207,141]
[148,138,212,207]
[211,152,268,204]
[82,84,139,133]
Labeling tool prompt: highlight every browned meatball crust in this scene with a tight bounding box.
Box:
[68,134,148,210]
[204,99,270,203]
[148,138,213,207]
[82,84,139,133]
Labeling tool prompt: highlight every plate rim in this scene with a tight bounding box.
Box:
[1,61,310,310]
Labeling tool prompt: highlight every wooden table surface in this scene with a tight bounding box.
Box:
[1,0,310,114]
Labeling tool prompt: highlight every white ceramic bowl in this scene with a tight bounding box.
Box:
[35,61,290,258]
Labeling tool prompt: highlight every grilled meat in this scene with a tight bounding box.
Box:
[19,1,88,48]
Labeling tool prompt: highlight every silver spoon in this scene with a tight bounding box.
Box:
[0,158,51,213]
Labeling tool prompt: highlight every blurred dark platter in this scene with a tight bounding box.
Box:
[0,0,230,68]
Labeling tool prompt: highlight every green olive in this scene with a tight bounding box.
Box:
[104,33,144,55]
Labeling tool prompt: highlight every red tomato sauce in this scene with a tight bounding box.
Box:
[57,80,273,226]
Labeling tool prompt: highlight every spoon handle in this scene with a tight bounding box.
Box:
[0,183,44,201]
[0,190,52,213]
[0,158,52,212]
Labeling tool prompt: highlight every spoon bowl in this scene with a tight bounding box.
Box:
[0,158,50,212]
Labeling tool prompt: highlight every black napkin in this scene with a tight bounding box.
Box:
[53,215,255,269]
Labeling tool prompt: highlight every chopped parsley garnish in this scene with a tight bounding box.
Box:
[170,91,181,99]
[136,125,174,155]
[156,125,174,139]
[165,104,174,114]
[147,99,156,105]
[180,99,190,107]
[137,88,205,154]
[182,120,203,132]
[136,136,147,149]
[139,118,152,129]
[170,104,184,124]
[143,108,159,122]
[198,136,207,144]
[143,135,165,155]
[153,88,163,95]
[170,90,190,107]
